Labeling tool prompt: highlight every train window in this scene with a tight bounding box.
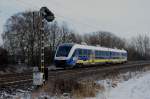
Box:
[104,51,106,56]
[115,52,117,56]
[122,53,127,57]
[72,49,78,57]
[111,52,115,57]
[78,49,82,56]
[118,53,120,56]
[108,51,110,57]
[105,51,109,57]
[87,50,89,56]
[110,52,113,56]
[103,51,106,56]
[115,52,118,57]
[100,51,103,56]
[86,50,88,56]
[105,51,107,56]
[102,51,104,56]
[95,51,99,58]
[95,51,99,56]
[87,50,91,56]
[99,51,102,56]
[98,51,100,56]
[56,45,72,57]
[115,52,118,56]
[83,49,88,56]
[106,51,109,56]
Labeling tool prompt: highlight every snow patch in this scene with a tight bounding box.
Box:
[108,71,150,99]
[94,71,150,99]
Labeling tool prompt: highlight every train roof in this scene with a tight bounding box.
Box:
[59,43,127,53]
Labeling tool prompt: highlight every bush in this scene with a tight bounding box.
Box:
[0,47,8,66]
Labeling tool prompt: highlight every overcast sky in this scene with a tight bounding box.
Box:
[0,0,150,44]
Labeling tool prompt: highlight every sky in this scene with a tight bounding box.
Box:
[0,0,150,44]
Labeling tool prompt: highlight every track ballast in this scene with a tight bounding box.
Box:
[0,61,150,88]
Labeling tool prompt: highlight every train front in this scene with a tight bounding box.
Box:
[54,43,76,68]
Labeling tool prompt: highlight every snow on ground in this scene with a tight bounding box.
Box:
[94,71,150,99]
[1,70,150,99]
[108,72,150,99]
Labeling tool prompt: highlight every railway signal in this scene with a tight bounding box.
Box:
[40,7,55,22]
[33,7,55,86]
[40,7,55,82]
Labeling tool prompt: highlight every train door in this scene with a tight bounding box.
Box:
[90,50,95,64]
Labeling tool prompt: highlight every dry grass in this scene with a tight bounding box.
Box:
[31,79,104,99]
[31,66,150,98]
[143,66,150,71]
[72,80,104,99]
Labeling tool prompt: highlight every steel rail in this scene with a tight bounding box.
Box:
[0,61,150,87]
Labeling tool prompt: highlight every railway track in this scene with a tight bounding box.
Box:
[0,61,150,87]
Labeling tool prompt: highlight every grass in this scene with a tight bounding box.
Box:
[72,80,104,98]
[31,79,104,99]
[31,65,150,98]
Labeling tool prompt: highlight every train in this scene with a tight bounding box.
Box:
[54,43,127,68]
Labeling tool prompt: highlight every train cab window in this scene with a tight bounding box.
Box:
[56,45,72,57]
[72,49,78,57]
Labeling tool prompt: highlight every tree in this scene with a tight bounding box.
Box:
[83,31,126,49]
[2,11,44,66]
[129,34,150,60]
[2,11,77,66]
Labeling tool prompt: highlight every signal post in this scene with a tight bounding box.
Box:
[33,7,55,86]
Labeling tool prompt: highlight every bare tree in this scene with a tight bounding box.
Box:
[2,11,47,66]
[2,11,77,66]
[83,31,126,49]
[129,34,150,60]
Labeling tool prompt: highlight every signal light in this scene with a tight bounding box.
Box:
[40,7,55,22]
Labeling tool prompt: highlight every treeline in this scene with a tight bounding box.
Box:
[1,11,150,66]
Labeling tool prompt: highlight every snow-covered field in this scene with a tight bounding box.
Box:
[1,70,150,99]
[94,71,150,99]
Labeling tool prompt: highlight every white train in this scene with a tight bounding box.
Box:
[54,43,127,68]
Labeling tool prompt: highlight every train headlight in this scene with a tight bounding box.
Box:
[73,57,77,61]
